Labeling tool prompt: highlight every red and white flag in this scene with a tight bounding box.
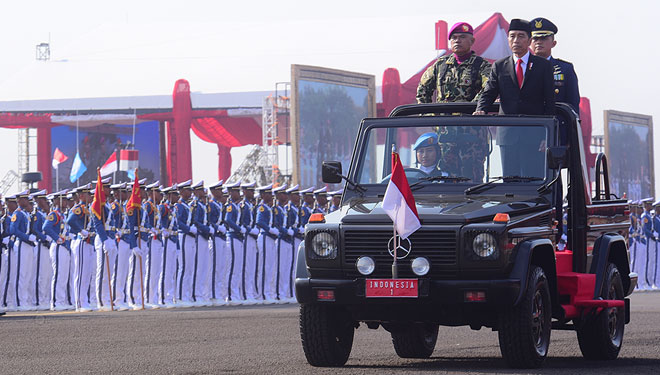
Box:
[52,148,68,169]
[100,152,117,177]
[382,151,421,239]
[119,149,139,171]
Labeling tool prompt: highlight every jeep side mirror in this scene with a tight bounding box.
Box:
[322,161,342,183]
[546,147,568,170]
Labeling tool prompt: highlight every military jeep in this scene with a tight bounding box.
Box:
[295,103,636,368]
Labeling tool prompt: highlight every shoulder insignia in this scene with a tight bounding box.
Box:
[206,206,211,213]
[645,217,649,223]
[274,208,278,215]
[73,207,82,215]
[226,206,232,213]
[32,216,37,222]
[11,215,17,222]
[259,206,264,212]
[301,211,305,217]
[48,213,55,221]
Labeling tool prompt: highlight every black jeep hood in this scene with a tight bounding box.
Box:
[336,195,549,224]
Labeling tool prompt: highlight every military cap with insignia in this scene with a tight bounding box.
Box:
[313,186,328,196]
[286,184,299,194]
[29,189,48,199]
[177,180,192,190]
[413,132,440,151]
[110,182,126,190]
[145,181,160,191]
[654,200,660,207]
[5,193,17,202]
[300,187,314,196]
[96,177,112,187]
[77,183,93,194]
[257,183,273,193]
[209,180,224,190]
[509,18,532,37]
[192,180,204,190]
[530,17,558,38]
[272,183,287,193]
[223,180,241,190]
[240,181,256,190]
[15,189,30,199]
[641,197,654,205]
[328,188,344,197]
[448,22,473,38]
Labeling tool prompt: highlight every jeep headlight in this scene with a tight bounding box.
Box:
[473,233,498,258]
[310,232,337,259]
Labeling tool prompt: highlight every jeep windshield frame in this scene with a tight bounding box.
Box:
[345,115,558,200]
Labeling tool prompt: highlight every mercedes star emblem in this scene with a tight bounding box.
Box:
[387,236,412,259]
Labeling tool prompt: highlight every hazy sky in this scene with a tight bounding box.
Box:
[0,0,658,195]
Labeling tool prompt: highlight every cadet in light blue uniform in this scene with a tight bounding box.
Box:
[11,190,38,311]
[272,184,292,303]
[91,178,117,311]
[652,200,660,289]
[313,187,328,214]
[1,195,19,311]
[159,186,180,307]
[283,185,301,302]
[207,181,226,304]
[255,184,280,303]
[175,180,196,307]
[224,181,245,304]
[142,181,162,308]
[240,181,260,303]
[30,190,52,310]
[190,181,212,305]
[67,185,95,312]
[639,198,654,289]
[44,190,72,311]
[114,183,139,311]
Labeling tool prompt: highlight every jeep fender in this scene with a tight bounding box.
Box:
[509,238,558,309]
[590,233,633,297]
[295,241,310,279]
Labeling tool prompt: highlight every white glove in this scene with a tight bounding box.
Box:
[189,226,198,235]
[654,231,658,238]
[81,229,89,238]
[269,227,280,236]
[68,233,76,241]
[218,225,227,235]
[28,234,37,243]
[250,227,259,236]
[56,237,64,245]
[209,227,215,235]
[2,237,9,245]
[150,228,158,236]
[240,227,247,235]
[103,239,117,252]
[162,229,169,238]
[286,228,294,237]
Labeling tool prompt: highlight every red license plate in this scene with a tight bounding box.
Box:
[365,279,418,298]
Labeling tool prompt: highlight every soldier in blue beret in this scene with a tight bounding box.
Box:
[413,132,449,177]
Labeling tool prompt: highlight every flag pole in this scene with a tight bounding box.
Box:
[391,144,398,279]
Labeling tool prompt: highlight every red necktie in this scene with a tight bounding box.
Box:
[516,58,524,89]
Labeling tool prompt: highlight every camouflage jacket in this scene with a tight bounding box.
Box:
[416,52,492,103]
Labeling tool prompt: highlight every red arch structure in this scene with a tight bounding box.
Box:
[0,79,262,191]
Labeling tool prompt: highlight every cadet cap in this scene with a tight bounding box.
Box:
[530,17,558,38]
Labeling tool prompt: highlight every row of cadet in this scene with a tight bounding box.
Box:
[0,179,343,312]
[628,198,660,291]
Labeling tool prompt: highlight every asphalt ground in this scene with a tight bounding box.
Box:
[1,292,660,374]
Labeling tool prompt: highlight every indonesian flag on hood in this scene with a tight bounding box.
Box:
[382,151,421,239]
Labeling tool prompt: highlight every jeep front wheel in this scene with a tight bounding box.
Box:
[498,266,552,368]
[299,304,355,367]
[391,323,439,358]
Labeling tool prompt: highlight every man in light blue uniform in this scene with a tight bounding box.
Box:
[639,198,654,289]
[142,181,162,308]
[1,194,18,311]
[255,184,280,303]
[30,190,52,310]
[207,181,226,304]
[158,186,179,307]
[11,191,38,311]
[313,187,328,214]
[175,180,196,307]
[127,178,148,309]
[43,190,72,311]
[272,184,293,303]
[283,184,301,302]
[66,185,95,312]
[190,181,212,306]
[223,181,246,304]
[114,182,139,311]
[90,177,118,311]
[240,181,260,304]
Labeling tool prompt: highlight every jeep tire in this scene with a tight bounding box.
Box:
[299,304,354,367]
[391,323,439,358]
[498,266,552,368]
[577,263,625,360]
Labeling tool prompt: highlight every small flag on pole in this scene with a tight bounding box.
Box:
[91,168,106,220]
[100,152,117,177]
[382,150,421,239]
[126,169,142,214]
[119,149,139,172]
[52,148,68,169]
[69,151,87,183]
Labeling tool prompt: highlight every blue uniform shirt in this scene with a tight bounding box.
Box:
[641,211,654,238]
[66,202,88,236]
[31,209,48,243]
[120,203,139,248]
[224,199,242,239]
[91,203,112,242]
[43,209,65,243]
[299,203,312,227]
[10,208,31,243]
[255,201,274,238]
[175,199,193,235]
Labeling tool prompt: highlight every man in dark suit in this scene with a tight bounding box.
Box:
[474,19,555,177]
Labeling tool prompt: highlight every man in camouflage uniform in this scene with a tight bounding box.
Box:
[416,22,492,183]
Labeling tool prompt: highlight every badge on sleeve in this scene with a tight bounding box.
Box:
[73,207,82,215]
[274,208,278,215]
[48,213,55,221]
[259,206,264,212]
[11,215,17,222]
[227,206,232,213]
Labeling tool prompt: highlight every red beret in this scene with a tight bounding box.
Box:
[449,22,473,39]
